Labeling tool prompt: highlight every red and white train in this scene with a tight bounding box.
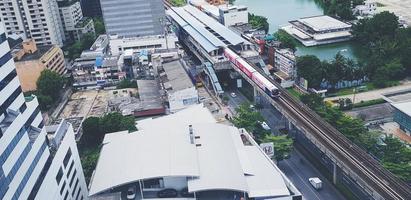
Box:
[224,48,280,98]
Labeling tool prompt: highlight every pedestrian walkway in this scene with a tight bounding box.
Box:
[325,81,411,103]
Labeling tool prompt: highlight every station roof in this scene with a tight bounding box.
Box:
[298,15,351,32]
[392,101,411,116]
[183,5,249,46]
[168,6,226,52]
[89,105,291,198]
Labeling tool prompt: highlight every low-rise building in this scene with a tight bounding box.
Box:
[89,104,301,199]
[391,101,411,135]
[12,39,66,92]
[109,34,178,56]
[281,15,352,46]
[191,0,248,27]
[160,60,198,113]
[353,0,377,17]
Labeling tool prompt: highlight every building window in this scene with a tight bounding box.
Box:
[60,181,66,195]
[69,169,77,187]
[66,161,74,178]
[56,167,63,184]
[63,148,72,167]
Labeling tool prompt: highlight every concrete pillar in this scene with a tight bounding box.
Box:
[288,121,293,131]
[253,87,258,104]
[333,163,338,185]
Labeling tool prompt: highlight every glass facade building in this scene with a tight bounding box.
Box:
[100,0,165,38]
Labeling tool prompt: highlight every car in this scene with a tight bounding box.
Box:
[180,187,194,197]
[126,186,136,200]
[230,92,237,98]
[260,121,271,131]
[157,188,178,198]
[309,177,322,190]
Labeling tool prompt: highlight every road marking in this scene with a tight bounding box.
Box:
[283,159,322,200]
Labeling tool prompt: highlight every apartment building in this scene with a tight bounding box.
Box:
[0,0,65,46]
[57,0,95,42]
[80,0,102,18]
[0,24,88,200]
[12,39,66,92]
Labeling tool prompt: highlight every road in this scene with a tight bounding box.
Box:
[325,81,411,103]
[225,90,346,200]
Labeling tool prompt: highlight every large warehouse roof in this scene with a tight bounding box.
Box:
[89,105,291,198]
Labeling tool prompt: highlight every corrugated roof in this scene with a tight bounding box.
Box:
[167,9,220,52]
[172,7,226,48]
[183,5,248,46]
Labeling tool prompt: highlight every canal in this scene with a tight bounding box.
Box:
[234,0,361,61]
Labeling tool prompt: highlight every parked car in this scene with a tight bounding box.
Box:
[230,92,237,98]
[126,186,136,199]
[157,188,178,198]
[180,187,194,197]
[259,121,271,131]
[309,177,322,190]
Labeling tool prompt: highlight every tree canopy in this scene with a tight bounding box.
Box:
[300,93,411,182]
[249,13,269,33]
[274,30,298,52]
[36,69,64,110]
[232,103,293,161]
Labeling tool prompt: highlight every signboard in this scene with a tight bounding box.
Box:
[299,77,308,90]
[260,142,274,158]
[237,79,242,88]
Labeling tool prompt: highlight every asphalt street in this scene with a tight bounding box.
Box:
[225,89,346,200]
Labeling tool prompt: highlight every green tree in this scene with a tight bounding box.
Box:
[296,55,323,88]
[232,103,268,143]
[37,94,53,110]
[372,59,404,87]
[274,30,298,52]
[117,79,138,89]
[249,13,269,33]
[93,17,106,35]
[80,117,102,148]
[300,93,324,111]
[262,135,293,161]
[352,11,399,45]
[383,162,411,182]
[99,112,137,133]
[37,70,64,100]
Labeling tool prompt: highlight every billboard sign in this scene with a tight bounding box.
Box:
[260,142,274,158]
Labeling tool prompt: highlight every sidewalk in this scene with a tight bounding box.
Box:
[325,81,411,103]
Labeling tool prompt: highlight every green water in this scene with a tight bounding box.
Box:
[234,0,360,61]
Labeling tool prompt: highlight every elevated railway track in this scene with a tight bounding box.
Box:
[163,1,411,198]
[245,58,411,200]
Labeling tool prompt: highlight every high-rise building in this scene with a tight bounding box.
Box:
[57,0,95,42]
[0,24,88,200]
[100,0,165,38]
[80,0,103,18]
[0,0,65,46]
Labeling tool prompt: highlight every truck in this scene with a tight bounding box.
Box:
[309,177,322,190]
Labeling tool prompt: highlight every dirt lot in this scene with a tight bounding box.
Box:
[58,90,108,119]
[376,0,411,25]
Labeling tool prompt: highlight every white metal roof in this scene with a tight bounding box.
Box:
[298,15,351,32]
[183,5,249,46]
[392,101,411,116]
[89,104,290,198]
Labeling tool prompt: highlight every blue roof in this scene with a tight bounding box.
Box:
[95,57,103,68]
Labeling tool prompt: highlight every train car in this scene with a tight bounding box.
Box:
[236,58,256,78]
[252,73,280,97]
[223,48,239,63]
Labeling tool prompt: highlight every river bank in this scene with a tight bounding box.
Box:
[234,0,360,61]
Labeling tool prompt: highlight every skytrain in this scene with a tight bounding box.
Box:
[224,48,280,98]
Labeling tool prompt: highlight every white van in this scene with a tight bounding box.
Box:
[309,177,322,190]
